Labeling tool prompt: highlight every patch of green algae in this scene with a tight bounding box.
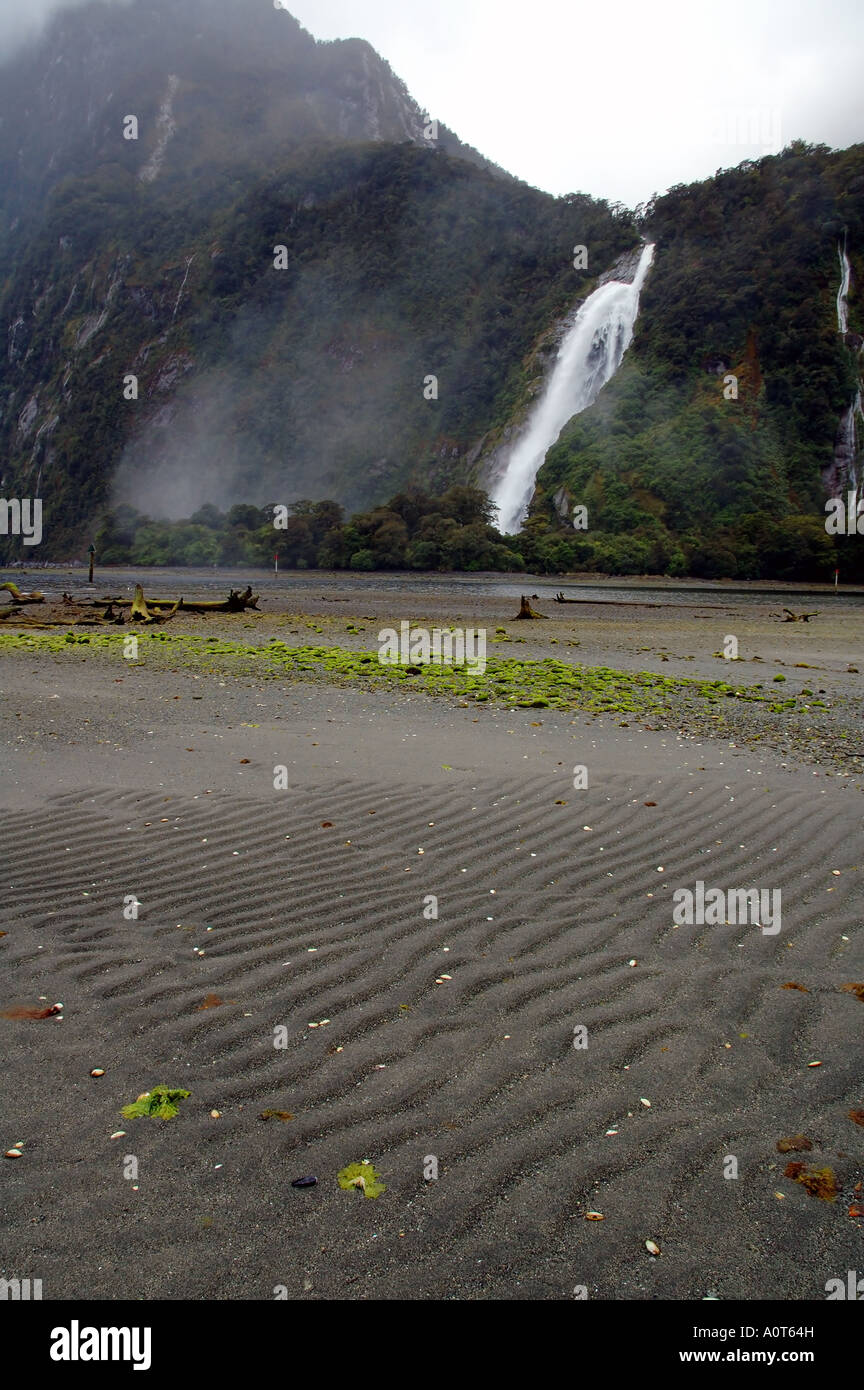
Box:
[0,629,776,719]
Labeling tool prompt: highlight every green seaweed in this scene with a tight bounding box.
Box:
[121,1086,191,1120]
[2,629,855,776]
[337,1161,386,1198]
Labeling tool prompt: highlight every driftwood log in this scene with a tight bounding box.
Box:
[0,582,45,604]
[0,584,261,628]
[154,586,260,613]
[778,609,820,622]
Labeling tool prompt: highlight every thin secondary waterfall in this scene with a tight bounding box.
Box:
[837,236,851,333]
[490,242,655,534]
[830,234,862,492]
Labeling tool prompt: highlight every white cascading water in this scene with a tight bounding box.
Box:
[837,237,851,333]
[832,235,862,491]
[490,242,655,534]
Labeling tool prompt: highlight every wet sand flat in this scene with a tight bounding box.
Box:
[1,574,863,1300]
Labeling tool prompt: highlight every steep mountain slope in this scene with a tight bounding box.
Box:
[2,1,863,578]
[0,0,504,256]
[528,142,864,578]
[0,0,635,559]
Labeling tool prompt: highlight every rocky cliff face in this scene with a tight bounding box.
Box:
[0,1,633,557]
[0,0,503,257]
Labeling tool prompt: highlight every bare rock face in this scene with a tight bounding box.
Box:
[595,244,646,288]
[0,0,502,232]
[552,485,572,520]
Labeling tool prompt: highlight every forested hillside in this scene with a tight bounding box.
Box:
[529,142,864,579]
[0,0,635,560]
[1,0,863,579]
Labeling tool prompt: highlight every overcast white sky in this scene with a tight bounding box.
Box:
[288,0,864,206]
[2,0,862,207]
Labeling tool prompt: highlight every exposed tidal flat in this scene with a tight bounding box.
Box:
[1,569,864,1301]
[3,566,863,772]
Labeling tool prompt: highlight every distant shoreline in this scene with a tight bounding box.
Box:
[4,564,864,604]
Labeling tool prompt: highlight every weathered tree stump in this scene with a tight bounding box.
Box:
[513,594,548,619]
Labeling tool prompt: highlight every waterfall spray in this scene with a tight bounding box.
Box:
[490,243,654,534]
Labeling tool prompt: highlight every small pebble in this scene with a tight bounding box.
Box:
[291,1176,317,1188]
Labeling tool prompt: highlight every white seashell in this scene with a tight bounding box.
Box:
[90,1068,105,1077]
[645,1239,661,1255]
[4,1149,22,1159]
[110,1132,126,1140]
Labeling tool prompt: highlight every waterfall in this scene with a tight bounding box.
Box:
[489,242,654,534]
[833,398,857,492]
[828,234,862,493]
[837,236,851,334]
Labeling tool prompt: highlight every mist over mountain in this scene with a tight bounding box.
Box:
[0,0,862,578]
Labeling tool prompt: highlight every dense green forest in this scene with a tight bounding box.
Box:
[529,142,864,580]
[0,0,636,562]
[87,482,858,582]
[1,0,863,581]
[0,141,635,559]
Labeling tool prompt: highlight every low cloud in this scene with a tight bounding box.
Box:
[0,0,131,61]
